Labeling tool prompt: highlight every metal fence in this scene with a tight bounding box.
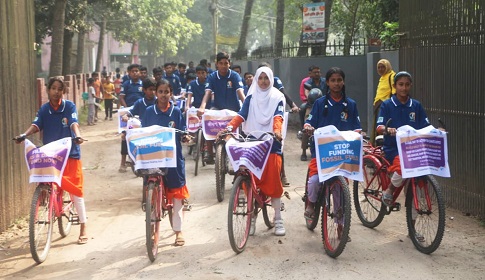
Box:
[0,0,37,232]
[400,0,485,217]
[232,38,396,60]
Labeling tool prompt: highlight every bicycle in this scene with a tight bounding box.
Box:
[126,126,189,262]
[214,136,234,202]
[193,126,207,176]
[353,119,446,254]
[14,136,82,264]
[301,127,353,258]
[224,131,280,254]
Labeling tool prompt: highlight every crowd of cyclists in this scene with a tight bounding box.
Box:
[15,51,433,250]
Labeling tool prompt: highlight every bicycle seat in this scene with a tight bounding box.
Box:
[136,168,167,176]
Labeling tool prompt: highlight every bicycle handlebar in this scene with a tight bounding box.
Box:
[12,135,88,144]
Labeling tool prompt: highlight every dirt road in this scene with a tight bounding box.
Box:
[1,116,484,280]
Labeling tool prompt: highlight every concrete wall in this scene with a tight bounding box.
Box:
[233,50,399,133]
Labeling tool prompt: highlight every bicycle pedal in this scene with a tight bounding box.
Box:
[238,198,246,207]
[71,215,80,225]
[280,202,285,211]
[390,202,401,212]
[283,191,291,200]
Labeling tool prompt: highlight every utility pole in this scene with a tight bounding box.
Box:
[209,0,218,56]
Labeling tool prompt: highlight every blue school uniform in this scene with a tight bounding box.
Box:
[164,74,182,96]
[376,95,430,162]
[128,97,156,120]
[274,77,284,91]
[120,79,144,107]
[305,94,361,158]
[32,100,81,159]
[205,69,244,112]
[237,95,284,154]
[142,101,186,189]
[187,78,210,108]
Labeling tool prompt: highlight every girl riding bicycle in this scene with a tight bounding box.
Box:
[15,77,88,244]
[376,71,431,206]
[303,67,362,219]
[142,79,190,246]
[219,66,287,236]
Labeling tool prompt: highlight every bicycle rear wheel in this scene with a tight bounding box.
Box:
[194,129,202,176]
[322,177,351,258]
[29,184,54,264]
[353,157,386,228]
[228,175,252,253]
[146,182,161,262]
[58,190,74,237]
[406,175,445,254]
[215,143,226,202]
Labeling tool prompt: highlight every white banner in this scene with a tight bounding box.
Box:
[396,125,450,178]
[186,107,201,133]
[314,125,363,182]
[225,136,273,179]
[117,106,133,133]
[126,125,177,170]
[24,137,72,185]
[201,109,238,140]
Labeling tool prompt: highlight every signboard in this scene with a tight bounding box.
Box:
[225,136,273,179]
[302,2,326,43]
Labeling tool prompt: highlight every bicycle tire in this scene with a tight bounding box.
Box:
[304,170,322,230]
[58,190,74,237]
[29,184,54,264]
[353,157,386,228]
[146,182,161,262]
[228,175,252,254]
[262,197,275,229]
[215,143,226,202]
[322,176,351,258]
[406,175,445,254]
[201,136,207,167]
[194,129,202,176]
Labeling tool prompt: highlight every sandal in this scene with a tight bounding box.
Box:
[382,191,393,207]
[304,209,315,220]
[174,236,185,246]
[78,236,88,245]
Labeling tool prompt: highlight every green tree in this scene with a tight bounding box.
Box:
[235,0,255,59]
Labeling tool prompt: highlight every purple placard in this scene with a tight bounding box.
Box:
[400,136,446,169]
[26,148,70,170]
[226,138,273,179]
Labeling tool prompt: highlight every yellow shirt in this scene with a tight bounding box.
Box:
[103,82,115,99]
[373,71,396,105]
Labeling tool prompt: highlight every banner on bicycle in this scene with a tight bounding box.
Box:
[126,125,177,170]
[396,125,450,178]
[24,137,72,185]
[202,109,238,140]
[117,106,134,133]
[186,107,201,133]
[314,125,363,182]
[225,136,273,179]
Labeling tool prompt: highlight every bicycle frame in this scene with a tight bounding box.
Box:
[145,174,172,215]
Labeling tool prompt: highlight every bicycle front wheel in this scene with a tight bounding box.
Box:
[322,177,351,258]
[406,175,445,254]
[146,182,161,262]
[215,143,226,202]
[58,190,74,237]
[353,157,386,228]
[194,129,202,176]
[29,184,54,264]
[228,175,252,254]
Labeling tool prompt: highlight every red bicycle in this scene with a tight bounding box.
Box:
[14,136,81,264]
[353,120,446,254]
[225,132,277,254]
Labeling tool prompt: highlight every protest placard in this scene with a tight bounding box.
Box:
[314,125,363,182]
[202,109,238,140]
[225,136,273,179]
[396,125,450,178]
[186,107,201,133]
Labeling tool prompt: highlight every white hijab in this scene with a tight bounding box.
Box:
[243,67,285,134]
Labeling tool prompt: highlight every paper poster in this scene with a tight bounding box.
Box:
[202,109,238,140]
[186,107,201,133]
[314,125,363,182]
[396,125,450,178]
[302,2,326,43]
[126,125,177,170]
[225,136,273,179]
[24,137,72,185]
[117,106,133,133]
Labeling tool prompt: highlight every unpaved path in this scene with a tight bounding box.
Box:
[1,115,484,280]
